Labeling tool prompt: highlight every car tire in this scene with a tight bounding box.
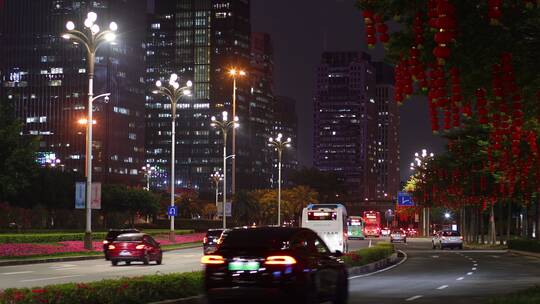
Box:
[125,261,131,265]
[333,272,349,304]
[156,253,163,265]
[143,254,150,265]
[432,242,436,249]
[459,245,463,250]
[111,260,118,266]
[297,278,318,304]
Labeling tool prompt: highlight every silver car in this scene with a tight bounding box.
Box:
[432,231,463,249]
[390,229,407,243]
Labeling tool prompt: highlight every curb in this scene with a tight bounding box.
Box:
[148,296,204,304]
[508,249,540,259]
[0,244,202,267]
[348,250,407,279]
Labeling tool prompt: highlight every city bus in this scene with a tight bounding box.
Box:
[301,204,348,253]
[347,216,365,240]
[363,210,381,237]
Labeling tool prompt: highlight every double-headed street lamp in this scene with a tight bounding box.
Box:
[268,133,292,226]
[142,164,156,191]
[211,111,239,229]
[63,13,117,250]
[409,148,435,237]
[153,74,192,242]
[210,171,223,212]
[228,68,246,196]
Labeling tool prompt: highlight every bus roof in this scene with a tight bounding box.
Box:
[306,203,346,210]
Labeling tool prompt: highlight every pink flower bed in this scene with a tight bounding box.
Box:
[0,233,205,257]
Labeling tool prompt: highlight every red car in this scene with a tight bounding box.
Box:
[107,233,162,266]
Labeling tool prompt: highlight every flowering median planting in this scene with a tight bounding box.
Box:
[0,272,203,304]
[342,242,394,267]
[0,233,204,258]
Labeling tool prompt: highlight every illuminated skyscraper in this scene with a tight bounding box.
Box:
[0,0,146,185]
[145,0,252,192]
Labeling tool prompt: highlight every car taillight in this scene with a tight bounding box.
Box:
[264,256,297,265]
[460,236,464,240]
[441,236,447,240]
[201,255,225,264]
[136,244,146,250]
[103,240,109,244]
[203,237,208,244]
[108,245,115,250]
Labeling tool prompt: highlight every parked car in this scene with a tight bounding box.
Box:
[202,226,348,304]
[432,230,463,250]
[390,229,407,243]
[203,229,226,255]
[108,233,162,266]
[102,228,139,260]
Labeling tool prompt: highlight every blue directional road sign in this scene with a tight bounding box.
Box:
[167,206,178,217]
[397,192,415,206]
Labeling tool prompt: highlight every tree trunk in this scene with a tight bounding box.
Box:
[480,207,485,244]
[536,200,540,240]
[506,200,512,242]
[498,201,504,245]
[490,203,497,245]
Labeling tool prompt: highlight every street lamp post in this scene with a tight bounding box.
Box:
[142,164,156,191]
[268,133,292,226]
[409,149,435,237]
[210,172,223,214]
[228,68,246,196]
[63,14,117,250]
[211,111,239,229]
[153,75,192,242]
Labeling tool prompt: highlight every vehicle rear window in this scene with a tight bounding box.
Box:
[207,230,224,237]
[441,231,460,236]
[106,230,138,239]
[116,234,143,241]
[219,230,288,251]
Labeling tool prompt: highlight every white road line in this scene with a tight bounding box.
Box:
[472,260,477,263]
[20,274,82,283]
[472,267,477,270]
[467,272,473,275]
[473,264,478,266]
[436,285,449,290]
[406,295,423,301]
[431,255,439,258]
[54,267,78,271]
[1,271,33,275]
[457,277,464,280]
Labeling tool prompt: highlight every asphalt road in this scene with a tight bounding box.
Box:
[349,238,540,304]
[0,247,203,290]
[0,239,374,290]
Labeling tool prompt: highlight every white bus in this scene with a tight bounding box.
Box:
[301,204,348,253]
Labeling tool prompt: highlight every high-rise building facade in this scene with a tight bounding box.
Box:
[249,32,274,188]
[313,52,378,203]
[374,62,400,201]
[0,0,146,185]
[145,0,252,193]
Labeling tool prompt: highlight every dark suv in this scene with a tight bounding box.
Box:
[203,229,225,255]
[103,228,139,260]
[202,227,348,303]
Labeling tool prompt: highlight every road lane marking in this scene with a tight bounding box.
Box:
[406,295,423,301]
[436,285,449,290]
[431,255,439,258]
[473,263,478,266]
[457,277,464,280]
[472,267,477,270]
[472,260,477,263]
[54,267,78,271]
[467,272,473,275]
[1,271,33,275]
[20,275,82,282]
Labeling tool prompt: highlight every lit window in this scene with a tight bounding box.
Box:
[151,23,160,29]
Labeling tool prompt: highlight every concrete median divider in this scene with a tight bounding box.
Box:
[347,251,400,277]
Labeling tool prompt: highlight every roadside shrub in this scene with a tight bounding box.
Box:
[342,242,394,267]
[507,239,540,253]
[0,272,202,304]
[0,230,194,244]
[485,286,540,304]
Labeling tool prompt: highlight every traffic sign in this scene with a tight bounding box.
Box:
[167,206,178,217]
[397,192,414,206]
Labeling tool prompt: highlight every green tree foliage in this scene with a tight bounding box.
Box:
[101,185,160,227]
[232,190,260,226]
[0,102,39,202]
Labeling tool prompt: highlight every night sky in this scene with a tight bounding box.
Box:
[250,0,446,181]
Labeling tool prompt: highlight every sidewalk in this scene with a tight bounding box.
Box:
[0,243,202,267]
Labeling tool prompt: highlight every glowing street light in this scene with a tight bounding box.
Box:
[227,67,246,196]
[268,133,292,226]
[210,111,239,229]
[153,74,192,242]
